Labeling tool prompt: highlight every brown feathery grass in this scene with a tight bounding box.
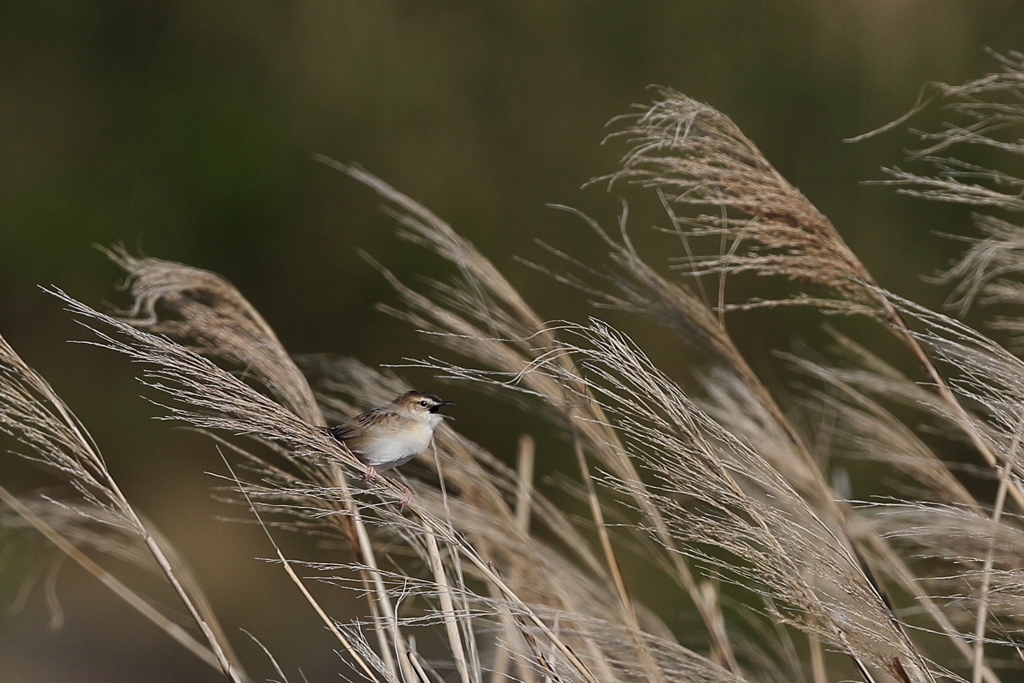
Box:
[7,51,1024,683]
[0,331,247,681]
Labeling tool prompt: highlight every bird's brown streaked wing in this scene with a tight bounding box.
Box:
[330,408,394,441]
[328,424,355,441]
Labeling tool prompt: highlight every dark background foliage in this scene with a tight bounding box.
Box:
[2,2,1024,681]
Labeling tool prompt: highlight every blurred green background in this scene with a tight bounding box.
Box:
[3,1,1024,681]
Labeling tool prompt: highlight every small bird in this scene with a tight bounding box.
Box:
[324,391,454,508]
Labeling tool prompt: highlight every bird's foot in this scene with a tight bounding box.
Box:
[388,476,414,512]
[361,465,379,483]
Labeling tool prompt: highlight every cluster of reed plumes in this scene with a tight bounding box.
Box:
[5,54,1024,683]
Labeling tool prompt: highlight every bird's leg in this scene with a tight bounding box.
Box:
[385,474,414,511]
[361,466,411,510]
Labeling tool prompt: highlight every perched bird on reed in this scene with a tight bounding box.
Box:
[324,391,454,508]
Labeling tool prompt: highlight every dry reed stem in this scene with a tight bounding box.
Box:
[514,435,535,535]
[0,330,247,682]
[411,510,601,683]
[0,483,223,672]
[858,527,1002,683]
[423,524,472,683]
[569,428,666,683]
[808,632,826,683]
[223,456,385,683]
[973,458,1014,683]
[430,443,484,683]
[481,435,539,683]
[881,301,1024,512]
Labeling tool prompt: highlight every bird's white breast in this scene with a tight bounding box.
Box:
[359,418,436,470]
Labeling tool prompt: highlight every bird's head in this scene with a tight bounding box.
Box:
[392,391,454,424]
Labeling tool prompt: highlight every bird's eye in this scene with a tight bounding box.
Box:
[419,400,428,407]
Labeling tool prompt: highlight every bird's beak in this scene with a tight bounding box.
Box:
[432,400,455,419]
